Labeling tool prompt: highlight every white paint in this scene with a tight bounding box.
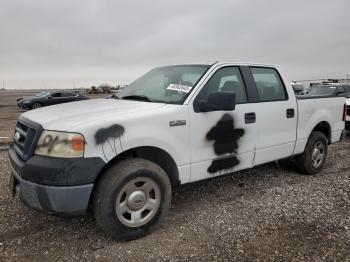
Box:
[20,62,346,185]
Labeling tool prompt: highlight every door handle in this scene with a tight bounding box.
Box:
[286,108,295,118]
[245,112,256,124]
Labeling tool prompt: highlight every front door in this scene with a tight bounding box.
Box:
[188,66,257,182]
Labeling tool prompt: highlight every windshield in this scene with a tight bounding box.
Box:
[35,91,50,97]
[118,65,210,104]
[308,86,337,95]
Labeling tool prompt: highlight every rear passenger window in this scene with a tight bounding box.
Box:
[250,67,287,102]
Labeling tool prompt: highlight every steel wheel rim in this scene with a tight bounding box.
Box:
[33,103,41,109]
[115,177,161,227]
[311,141,325,168]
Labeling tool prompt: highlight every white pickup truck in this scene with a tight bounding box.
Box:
[9,62,347,240]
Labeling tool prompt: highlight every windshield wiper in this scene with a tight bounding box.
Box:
[121,95,151,102]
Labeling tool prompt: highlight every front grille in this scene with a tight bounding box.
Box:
[13,118,42,160]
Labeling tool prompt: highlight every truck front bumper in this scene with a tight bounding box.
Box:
[8,146,105,215]
[10,166,93,215]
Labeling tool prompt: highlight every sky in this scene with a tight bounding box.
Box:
[0,0,349,89]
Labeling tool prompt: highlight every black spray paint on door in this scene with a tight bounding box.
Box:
[206,113,244,173]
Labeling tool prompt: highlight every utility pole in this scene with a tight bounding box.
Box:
[347,74,349,83]
[2,80,4,90]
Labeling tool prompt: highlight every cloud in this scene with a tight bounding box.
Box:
[0,0,349,88]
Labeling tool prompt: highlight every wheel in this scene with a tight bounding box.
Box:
[32,102,42,109]
[295,131,328,175]
[93,158,172,240]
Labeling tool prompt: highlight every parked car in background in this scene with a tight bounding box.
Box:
[306,84,350,96]
[17,91,89,110]
[16,91,48,103]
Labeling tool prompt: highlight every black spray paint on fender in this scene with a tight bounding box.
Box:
[206,113,244,174]
[94,124,125,161]
[95,124,125,144]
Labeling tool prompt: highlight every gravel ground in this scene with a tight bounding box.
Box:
[0,91,349,261]
[1,142,349,261]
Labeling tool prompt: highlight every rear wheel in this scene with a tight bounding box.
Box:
[32,102,42,109]
[295,131,328,175]
[93,158,172,240]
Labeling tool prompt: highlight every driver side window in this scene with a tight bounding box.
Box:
[194,67,247,112]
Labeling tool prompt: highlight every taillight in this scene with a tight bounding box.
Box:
[343,104,347,122]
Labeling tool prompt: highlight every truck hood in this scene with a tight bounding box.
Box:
[21,99,165,131]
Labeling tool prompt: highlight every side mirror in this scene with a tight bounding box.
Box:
[199,92,236,112]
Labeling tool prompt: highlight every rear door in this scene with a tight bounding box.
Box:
[245,66,298,165]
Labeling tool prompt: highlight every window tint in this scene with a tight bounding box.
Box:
[51,93,62,97]
[61,92,75,97]
[344,85,350,93]
[250,67,287,102]
[336,86,344,94]
[195,67,247,107]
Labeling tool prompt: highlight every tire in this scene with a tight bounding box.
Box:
[295,131,328,175]
[32,102,42,109]
[93,158,172,241]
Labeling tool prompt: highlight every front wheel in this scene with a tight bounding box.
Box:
[295,131,328,175]
[93,158,172,240]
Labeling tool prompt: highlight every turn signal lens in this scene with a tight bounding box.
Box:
[71,136,85,152]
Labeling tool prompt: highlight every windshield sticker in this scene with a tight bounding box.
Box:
[166,84,193,93]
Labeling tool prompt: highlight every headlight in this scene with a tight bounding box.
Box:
[22,101,30,104]
[35,130,85,158]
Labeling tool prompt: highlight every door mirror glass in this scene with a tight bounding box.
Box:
[200,92,236,112]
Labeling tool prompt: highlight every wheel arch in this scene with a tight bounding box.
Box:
[310,121,331,144]
[93,146,180,189]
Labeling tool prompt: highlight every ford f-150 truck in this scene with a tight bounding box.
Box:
[8,62,347,240]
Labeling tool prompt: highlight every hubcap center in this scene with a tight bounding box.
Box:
[127,191,146,211]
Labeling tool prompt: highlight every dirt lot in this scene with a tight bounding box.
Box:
[0,91,349,261]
